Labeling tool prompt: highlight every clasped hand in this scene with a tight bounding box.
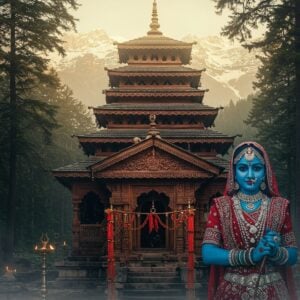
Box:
[252,229,281,263]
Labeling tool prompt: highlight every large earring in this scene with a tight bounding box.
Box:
[234,182,240,190]
[260,181,266,191]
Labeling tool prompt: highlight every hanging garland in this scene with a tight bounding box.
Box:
[111,209,193,232]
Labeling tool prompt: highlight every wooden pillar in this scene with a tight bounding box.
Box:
[176,204,184,254]
[123,205,130,258]
[72,198,81,255]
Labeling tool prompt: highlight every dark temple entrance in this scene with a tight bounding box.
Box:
[137,190,170,249]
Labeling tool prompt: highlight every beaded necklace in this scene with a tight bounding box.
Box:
[233,194,269,248]
[237,191,263,211]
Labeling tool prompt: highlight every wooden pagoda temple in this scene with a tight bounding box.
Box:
[53,0,234,295]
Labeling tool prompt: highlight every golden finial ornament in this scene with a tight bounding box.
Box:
[147,114,161,138]
[147,0,162,36]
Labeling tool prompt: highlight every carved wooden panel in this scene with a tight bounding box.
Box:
[100,148,210,178]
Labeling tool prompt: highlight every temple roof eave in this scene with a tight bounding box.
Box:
[53,136,231,183]
[116,39,194,49]
[103,89,206,99]
[93,107,218,115]
[106,65,203,74]
[78,137,234,145]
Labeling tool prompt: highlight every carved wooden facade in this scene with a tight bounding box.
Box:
[53,0,234,261]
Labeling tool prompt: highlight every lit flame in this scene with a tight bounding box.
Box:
[34,245,38,251]
[5,266,16,273]
[49,244,55,250]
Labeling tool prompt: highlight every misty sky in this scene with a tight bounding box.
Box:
[74,0,230,39]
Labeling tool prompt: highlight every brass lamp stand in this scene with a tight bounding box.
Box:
[34,233,55,300]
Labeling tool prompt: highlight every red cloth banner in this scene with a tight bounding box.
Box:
[187,209,195,300]
[106,208,116,300]
[148,213,159,233]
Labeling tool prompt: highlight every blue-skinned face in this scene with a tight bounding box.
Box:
[235,155,266,195]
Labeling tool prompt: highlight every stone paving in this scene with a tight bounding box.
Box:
[0,263,299,300]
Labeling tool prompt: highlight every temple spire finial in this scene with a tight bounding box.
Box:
[147,0,162,36]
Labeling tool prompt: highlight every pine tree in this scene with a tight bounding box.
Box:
[212,0,299,242]
[11,77,95,251]
[215,96,256,148]
[0,0,79,261]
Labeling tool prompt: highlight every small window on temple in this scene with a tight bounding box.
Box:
[171,56,176,61]
[151,55,159,61]
[79,192,105,224]
[142,55,147,61]
[164,80,171,85]
[134,55,138,60]
[162,56,167,61]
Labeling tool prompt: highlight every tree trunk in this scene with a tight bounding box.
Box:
[5,0,17,263]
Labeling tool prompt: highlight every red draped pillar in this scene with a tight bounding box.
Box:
[106,208,116,300]
[187,208,195,300]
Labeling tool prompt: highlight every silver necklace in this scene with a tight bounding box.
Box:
[236,191,263,203]
[233,194,269,247]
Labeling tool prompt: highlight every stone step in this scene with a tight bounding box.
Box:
[122,288,185,297]
[124,282,185,289]
[128,266,177,272]
[121,296,186,300]
[128,271,178,277]
[127,276,180,283]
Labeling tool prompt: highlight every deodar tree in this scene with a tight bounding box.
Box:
[0,0,79,262]
[212,0,300,243]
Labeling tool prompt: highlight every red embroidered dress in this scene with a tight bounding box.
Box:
[202,142,298,300]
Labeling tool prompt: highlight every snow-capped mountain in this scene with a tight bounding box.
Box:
[49,29,260,107]
[183,35,260,105]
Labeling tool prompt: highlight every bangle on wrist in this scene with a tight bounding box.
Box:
[229,248,255,266]
[268,247,289,265]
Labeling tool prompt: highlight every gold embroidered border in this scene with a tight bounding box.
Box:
[266,197,288,232]
[202,227,221,246]
[215,196,236,249]
[282,231,297,248]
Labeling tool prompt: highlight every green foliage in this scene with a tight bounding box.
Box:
[213,0,296,199]
[214,96,257,157]
[0,75,96,253]
[0,0,79,259]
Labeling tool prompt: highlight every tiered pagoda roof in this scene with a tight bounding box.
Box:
[54,0,234,181]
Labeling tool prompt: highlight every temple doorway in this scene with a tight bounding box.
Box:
[136,190,170,249]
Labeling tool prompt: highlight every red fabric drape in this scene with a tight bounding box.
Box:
[106,208,116,300]
[148,213,154,233]
[148,213,159,233]
[187,210,195,300]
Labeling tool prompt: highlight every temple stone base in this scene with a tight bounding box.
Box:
[115,252,205,300]
[54,256,106,289]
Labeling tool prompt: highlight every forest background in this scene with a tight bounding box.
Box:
[0,0,299,268]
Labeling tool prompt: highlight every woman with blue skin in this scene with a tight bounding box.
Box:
[202,141,298,300]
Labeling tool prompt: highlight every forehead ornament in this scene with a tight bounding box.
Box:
[245,147,255,161]
[234,146,265,165]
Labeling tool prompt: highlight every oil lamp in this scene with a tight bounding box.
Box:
[34,233,55,300]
